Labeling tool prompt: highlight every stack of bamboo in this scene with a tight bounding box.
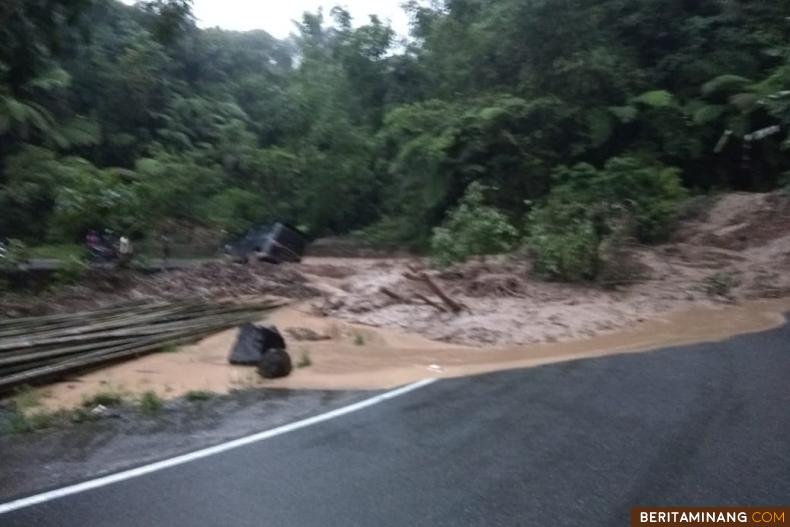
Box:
[0,298,286,392]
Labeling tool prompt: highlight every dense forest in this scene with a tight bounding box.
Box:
[1,0,789,277]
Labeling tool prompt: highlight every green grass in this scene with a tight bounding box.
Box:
[29,244,86,261]
[2,406,104,435]
[139,391,163,414]
[82,390,125,408]
[296,350,313,368]
[13,386,49,410]
[185,390,214,402]
[5,408,54,434]
[353,333,366,346]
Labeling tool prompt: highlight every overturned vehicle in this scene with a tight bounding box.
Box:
[224,223,308,264]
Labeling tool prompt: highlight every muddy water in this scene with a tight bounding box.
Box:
[39,298,790,410]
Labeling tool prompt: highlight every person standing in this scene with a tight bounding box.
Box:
[118,235,133,267]
[160,234,171,270]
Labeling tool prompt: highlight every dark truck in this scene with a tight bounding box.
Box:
[224,223,307,264]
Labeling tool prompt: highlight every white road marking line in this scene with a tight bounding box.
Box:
[0,379,436,515]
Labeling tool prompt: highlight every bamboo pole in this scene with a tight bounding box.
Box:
[0,298,288,391]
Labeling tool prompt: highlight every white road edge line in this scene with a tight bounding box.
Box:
[0,378,437,515]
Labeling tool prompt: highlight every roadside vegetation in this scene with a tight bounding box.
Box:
[139,391,164,414]
[296,351,313,369]
[81,389,125,408]
[1,386,222,434]
[0,1,788,280]
[185,390,214,402]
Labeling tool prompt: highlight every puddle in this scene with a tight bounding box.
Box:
[37,297,790,410]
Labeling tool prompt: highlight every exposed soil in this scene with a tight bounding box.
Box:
[35,297,790,411]
[0,261,319,318]
[317,191,790,346]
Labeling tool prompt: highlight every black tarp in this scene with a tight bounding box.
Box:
[228,323,287,366]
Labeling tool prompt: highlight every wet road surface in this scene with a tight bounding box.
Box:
[2,320,789,526]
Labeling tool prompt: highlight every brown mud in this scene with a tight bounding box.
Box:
[39,297,790,410]
[7,190,790,410]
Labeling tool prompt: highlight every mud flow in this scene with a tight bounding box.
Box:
[5,191,789,409]
[40,298,790,410]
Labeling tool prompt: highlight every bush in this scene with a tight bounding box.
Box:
[51,255,88,287]
[82,390,124,408]
[550,157,687,243]
[185,390,213,402]
[5,409,54,434]
[430,182,518,266]
[139,391,163,414]
[0,239,31,271]
[526,201,601,281]
[526,156,686,281]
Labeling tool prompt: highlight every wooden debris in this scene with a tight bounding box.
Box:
[413,293,448,313]
[403,272,466,314]
[0,298,287,392]
[381,286,448,313]
[380,287,407,303]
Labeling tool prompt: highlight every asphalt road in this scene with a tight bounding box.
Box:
[2,321,789,526]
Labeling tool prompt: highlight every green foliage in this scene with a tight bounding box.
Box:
[13,385,47,410]
[701,75,752,99]
[631,90,675,108]
[139,391,164,414]
[526,156,687,281]
[30,244,85,260]
[296,351,312,368]
[0,0,788,255]
[203,188,262,236]
[50,158,143,239]
[185,390,213,402]
[430,182,518,266]
[5,408,54,434]
[51,255,88,287]
[526,201,601,281]
[82,390,124,408]
[1,239,31,269]
[550,157,687,243]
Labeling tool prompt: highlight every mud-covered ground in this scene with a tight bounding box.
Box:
[1,191,788,411]
[3,191,788,347]
[314,191,790,345]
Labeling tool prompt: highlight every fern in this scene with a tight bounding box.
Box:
[607,105,638,123]
[56,117,101,147]
[631,90,675,108]
[701,75,752,98]
[693,104,727,125]
[0,95,57,139]
[24,68,71,92]
[586,108,614,147]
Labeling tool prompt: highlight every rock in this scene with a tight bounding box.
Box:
[229,323,286,365]
[88,404,119,419]
[257,349,293,379]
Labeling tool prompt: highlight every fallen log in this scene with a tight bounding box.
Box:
[380,287,407,303]
[403,272,466,314]
[414,293,448,313]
